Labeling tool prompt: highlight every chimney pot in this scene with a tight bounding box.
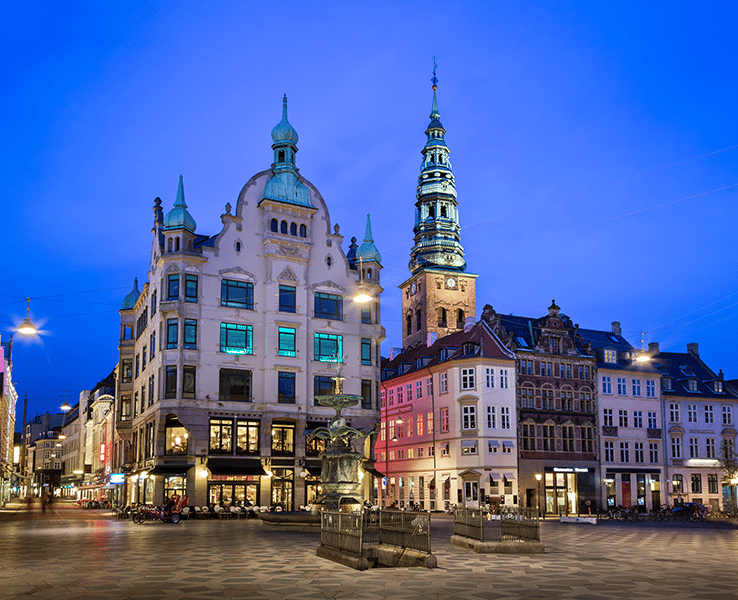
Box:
[687,343,699,356]
[611,321,622,336]
[648,342,660,354]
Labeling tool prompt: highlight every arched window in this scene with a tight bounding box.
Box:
[278,150,285,162]
[367,268,372,280]
[440,205,447,218]
[457,309,465,328]
[299,224,307,237]
[271,219,278,232]
[290,222,297,236]
[235,242,241,252]
[326,256,332,267]
[437,307,447,327]
[175,237,180,252]
[416,309,422,330]
[428,205,435,218]
[406,313,413,336]
[280,220,288,234]
[167,238,173,252]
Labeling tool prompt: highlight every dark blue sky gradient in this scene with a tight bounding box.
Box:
[2,1,737,418]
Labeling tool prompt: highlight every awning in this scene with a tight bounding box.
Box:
[488,473,501,481]
[149,464,194,475]
[461,440,477,448]
[504,472,516,480]
[488,440,500,447]
[103,483,119,489]
[502,441,514,448]
[207,458,266,476]
[363,466,384,478]
[79,484,101,490]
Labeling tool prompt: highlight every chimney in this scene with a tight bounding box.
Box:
[611,321,621,336]
[687,343,699,357]
[648,342,660,354]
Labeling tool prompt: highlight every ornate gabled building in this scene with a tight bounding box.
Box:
[481,301,599,516]
[115,96,384,509]
[399,71,477,349]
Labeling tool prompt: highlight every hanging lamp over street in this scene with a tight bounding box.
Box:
[17,299,37,335]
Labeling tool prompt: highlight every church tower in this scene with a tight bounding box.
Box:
[400,64,477,348]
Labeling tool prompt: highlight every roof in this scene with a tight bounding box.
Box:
[651,351,738,400]
[381,320,515,382]
[577,327,659,373]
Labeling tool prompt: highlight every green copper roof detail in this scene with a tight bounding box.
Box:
[356,213,381,263]
[271,94,299,145]
[163,175,197,232]
[120,277,141,310]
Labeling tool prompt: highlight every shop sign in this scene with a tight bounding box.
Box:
[109,473,125,484]
[552,467,590,473]
[210,474,259,482]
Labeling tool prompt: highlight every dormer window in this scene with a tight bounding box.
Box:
[461,342,479,356]
[662,377,673,391]
[439,347,457,361]
[603,349,617,363]
[714,381,724,393]
[685,379,698,392]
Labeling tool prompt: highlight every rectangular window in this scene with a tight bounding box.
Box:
[148,374,155,406]
[361,380,372,409]
[487,406,496,429]
[278,372,296,404]
[706,438,716,458]
[632,379,641,396]
[416,380,423,399]
[603,408,613,427]
[499,369,509,389]
[672,474,683,494]
[708,473,719,494]
[462,405,476,430]
[485,368,495,388]
[209,418,233,454]
[461,368,475,390]
[122,359,132,383]
[542,425,555,452]
[671,436,682,459]
[617,377,627,395]
[562,425,574,452]
[669,403,680,422]
[135,354,140,379]
[646,380,656,397]
[604,349,617,363]
[278,327,296,357]
[279,285,296,313]
[314,292,343,320]
[221,279,254,309]
[219,368,252,402]
[501,406,510,429]
[220,322,253,354]
[150,331,156,359]
[361,338,372,365]
[619,410,628,428]
[439,373,448,394]
[426,377,433,397]
[604,440,614,462]
[602,376,612,394]
[167,274,179,300]
[723,406,733,425]
[705,405,714,424]
[582,425,594,453]
[167,319,178,349]
[406,383,413,402]
[314,333,342,362]
[140,384,146,413]
[648,411,657,429]
[649,442,659,463]
[689,437,699,458]
[620,442,629,463]
[427,411,433,434]
[397,386,404,403]
[361,304,371,324]
[691,473,702,494]
[633,411,643,428]
[522,424,535,451]
[236,420,259,455]
[440,407,449,433]
[184,274,198,303]
[688,404,697,423]
[182,365,196,399]
[184,319,197,349]
[314,375,334,406]
[416,414,424,436]
[566,364,571,378]
[141,345,147,369]
[165,366,177,398]
[120,395,131,420]
[634,442,644,463]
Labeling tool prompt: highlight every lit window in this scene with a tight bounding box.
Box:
[278,327,296,357]
[220,322,253,354]
[314,333,343,362]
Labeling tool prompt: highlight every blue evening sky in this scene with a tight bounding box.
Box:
[2,1,737,418]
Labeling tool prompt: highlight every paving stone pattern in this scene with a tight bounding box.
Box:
[1,501,737,600]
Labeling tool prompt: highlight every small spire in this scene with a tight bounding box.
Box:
[431,56,438,90]
[430,57,440,119]
[282,93,288,120]
[363,213,374,242]
[175,174,187,208]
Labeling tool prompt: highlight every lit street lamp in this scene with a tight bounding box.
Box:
[17,299,38,335]
[535,473,542,518]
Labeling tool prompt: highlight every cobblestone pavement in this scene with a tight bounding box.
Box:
[1,500,737,600]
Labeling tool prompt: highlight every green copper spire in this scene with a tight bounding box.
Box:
[408,60,466,274]
[163,174,197,232]
[356,213,381,263]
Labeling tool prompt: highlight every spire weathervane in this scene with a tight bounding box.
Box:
[431,56,438,90]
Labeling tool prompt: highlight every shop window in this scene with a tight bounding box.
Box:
[165,423,189,455]
[209,418,233,454]
[236,420,259,455]
[271,468,294,511]
[271,422,295,456]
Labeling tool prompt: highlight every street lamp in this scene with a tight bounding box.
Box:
[17,299,38,335]
[535,473,542,518]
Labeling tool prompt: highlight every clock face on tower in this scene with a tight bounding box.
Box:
[445,277,457,289]
[411,282,417,295]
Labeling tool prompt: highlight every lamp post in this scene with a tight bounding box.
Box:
[535,473,543,518]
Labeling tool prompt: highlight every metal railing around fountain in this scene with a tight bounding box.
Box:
[321,509,432,556]
[453,506,540,543]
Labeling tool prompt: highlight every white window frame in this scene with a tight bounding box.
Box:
[487,406,496,429]
[439,373,448,394]
[460,368,475,390]
[461,405,477,431]
[602,376,612,394]
[500,406,511,430]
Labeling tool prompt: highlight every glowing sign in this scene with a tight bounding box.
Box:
[109,473,125,485]
[99,443,105,462]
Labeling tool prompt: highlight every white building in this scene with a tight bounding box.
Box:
[116,96,384,509]
[379,321,517,510]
